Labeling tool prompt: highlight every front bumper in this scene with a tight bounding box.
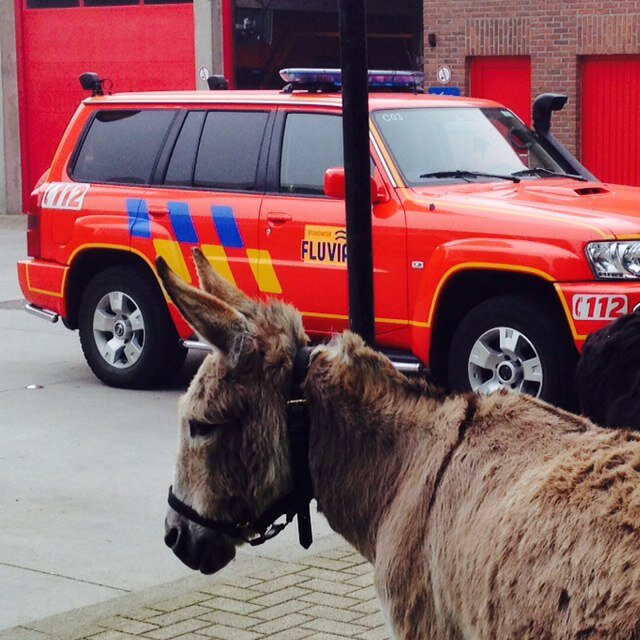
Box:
[555,281,640,350]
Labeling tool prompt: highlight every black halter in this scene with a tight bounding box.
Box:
[167,346,314,549]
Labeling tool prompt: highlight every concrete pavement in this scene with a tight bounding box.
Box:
[2,537,390,640]
[1,215,387,638]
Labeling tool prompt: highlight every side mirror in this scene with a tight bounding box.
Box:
[371,171,390,204]
[324,167,346,199]
[324,167,390,204]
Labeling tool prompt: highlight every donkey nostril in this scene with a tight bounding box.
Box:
[164,527,179,548]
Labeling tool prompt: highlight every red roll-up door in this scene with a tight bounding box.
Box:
[470,56,532,125]
[581,56,640,186]
[15,0,196,207]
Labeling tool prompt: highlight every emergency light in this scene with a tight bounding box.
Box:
[79,72,107,96]
[279,68,424,93]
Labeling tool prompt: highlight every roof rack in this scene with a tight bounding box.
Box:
[279,68,424,94]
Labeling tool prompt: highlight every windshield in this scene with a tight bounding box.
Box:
[372,107,572,186]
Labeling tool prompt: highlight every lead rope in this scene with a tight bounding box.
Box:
[287,345,315,549]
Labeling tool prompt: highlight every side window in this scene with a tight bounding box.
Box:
[280,113,343,195]
[164,111,206,187]
[193,111,269,191]
[72,110,176,185]
[27,0,78,6]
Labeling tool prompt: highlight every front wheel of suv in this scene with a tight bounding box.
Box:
[447,294,577,408]
[78,266,187,388]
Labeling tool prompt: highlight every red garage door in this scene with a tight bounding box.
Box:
[15,0,196,207]
[582,56,640,186]
[470,56,532,125]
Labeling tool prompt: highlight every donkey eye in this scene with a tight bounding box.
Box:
[189,420,217,438]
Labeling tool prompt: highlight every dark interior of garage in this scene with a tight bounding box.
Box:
[233,0,424,89]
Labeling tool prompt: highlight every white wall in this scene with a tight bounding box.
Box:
[0,35,6,215]
[194,0,226,88]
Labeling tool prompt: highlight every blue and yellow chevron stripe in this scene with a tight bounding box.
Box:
[128,200,281,294]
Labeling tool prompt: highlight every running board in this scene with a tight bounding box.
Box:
[379,348,424,374]
[182,340,423,373]
[25,303,59,323]
[182,340,212,351]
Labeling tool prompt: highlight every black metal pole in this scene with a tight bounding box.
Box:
[339,0,375,346]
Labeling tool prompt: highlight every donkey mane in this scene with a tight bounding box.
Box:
[576,310,640,430]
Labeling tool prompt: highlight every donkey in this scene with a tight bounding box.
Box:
[575,310,640,430]
[161,249,640,640]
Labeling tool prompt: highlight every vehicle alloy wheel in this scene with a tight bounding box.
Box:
[92,290,146,369]
[79,266,187,388]
[467,326,542,397]
[448,294,577,407]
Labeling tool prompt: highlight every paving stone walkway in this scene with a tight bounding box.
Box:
[3,539,390,640]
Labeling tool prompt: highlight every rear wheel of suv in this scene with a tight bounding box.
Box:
[79,266,187,388]
[447,294,577,407]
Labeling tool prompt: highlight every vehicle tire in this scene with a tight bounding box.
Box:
[447,294,577,407]
[78,266,187,389]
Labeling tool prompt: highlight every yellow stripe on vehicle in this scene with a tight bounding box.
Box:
[415,198,612,240]
[200,244,236,285]
[301,310,426,327]
[153,239,191,284]
[553,284,588,342]
[370,125,405,187]
[246,249,283,294]
[426,262,555,327]
[24,263,66,298]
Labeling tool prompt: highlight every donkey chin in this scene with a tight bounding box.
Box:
[165,509,236,575]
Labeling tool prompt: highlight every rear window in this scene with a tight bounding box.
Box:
[72,109,176,185]
[192,111,269,191]
[164,111,206,187]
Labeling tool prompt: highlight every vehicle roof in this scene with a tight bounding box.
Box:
[83,90,502,110]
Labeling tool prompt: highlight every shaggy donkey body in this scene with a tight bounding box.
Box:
[575,310,640,429]
[161,250,640,640]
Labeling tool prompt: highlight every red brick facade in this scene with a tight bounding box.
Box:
[422,2,640,156]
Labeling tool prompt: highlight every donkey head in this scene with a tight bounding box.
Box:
[158,249,308,574]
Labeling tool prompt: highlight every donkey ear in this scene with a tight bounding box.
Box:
[192,247,257,317]
[156,256,253,354]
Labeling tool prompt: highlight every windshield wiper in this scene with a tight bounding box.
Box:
[419,170,520,183]
[511,168,587,181]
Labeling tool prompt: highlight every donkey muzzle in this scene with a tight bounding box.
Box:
[165,510,236,575]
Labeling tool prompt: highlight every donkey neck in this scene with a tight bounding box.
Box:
[304,335,465,561]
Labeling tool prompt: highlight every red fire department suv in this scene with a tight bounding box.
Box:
[17,69,640,406]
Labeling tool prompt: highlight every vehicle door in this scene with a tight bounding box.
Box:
[64,108,178,251]
[259,109,408,339]
[140,106,274,295]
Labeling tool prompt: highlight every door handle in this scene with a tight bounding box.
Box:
[266,211,292,226]
[148,204,169,217]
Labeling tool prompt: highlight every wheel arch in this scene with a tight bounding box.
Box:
[428,268,574,386]
[65,248,161,330]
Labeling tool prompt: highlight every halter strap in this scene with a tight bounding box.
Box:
[167,485,299,546]
[167,345,315,549]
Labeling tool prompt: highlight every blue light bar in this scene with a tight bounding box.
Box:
[279,68,424,90]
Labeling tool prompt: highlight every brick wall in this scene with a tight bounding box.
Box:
[423,1,640,156]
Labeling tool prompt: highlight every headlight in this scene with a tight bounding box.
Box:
[586,241,640,279]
